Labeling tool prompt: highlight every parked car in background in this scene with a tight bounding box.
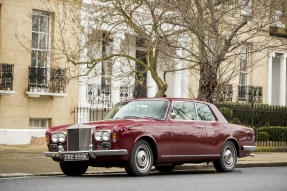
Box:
[44,98,256,176]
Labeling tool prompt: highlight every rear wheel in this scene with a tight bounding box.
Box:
[59,162,88,176]
[125,140,153,176]
[214,141,237,172]
[155,164,175,173]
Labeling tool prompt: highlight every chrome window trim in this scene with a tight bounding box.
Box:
[168,100,199,122]
[194,102,218,122]
[108,99,170,121]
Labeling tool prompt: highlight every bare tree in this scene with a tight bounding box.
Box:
[48,0,193,98]
[43,0,287,101]
[168,0,287,102]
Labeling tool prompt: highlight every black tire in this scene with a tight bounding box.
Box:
[59,162,88,176]
[213,141,237,172]
[125,140,154,176]
[155,164,175,173]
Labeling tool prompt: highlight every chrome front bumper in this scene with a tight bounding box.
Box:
[44,149,128,160]
[242,146,256,152]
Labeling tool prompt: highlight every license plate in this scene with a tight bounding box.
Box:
[63,153,89,161]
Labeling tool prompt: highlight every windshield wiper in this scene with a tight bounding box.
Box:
[142,116,160,120]
[125,115,160,120]
[114,115,160,120]
[123,115,142,119]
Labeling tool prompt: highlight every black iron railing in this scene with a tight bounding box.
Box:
[238,85,263,103]
[217,102,287,148]
[87,84,111,106]
[220,84,233,102]
[28,67,67,93]
[120,86,134,101]
[0,64,14,91]
[50,68,67,93]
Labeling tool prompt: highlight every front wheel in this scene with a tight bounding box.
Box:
[125,140,153,176]
[214,141,237,172]
[59,162,88,176]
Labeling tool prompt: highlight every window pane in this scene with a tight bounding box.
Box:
[40,15,49,33]
[239,73,247,85]
[102,61,112,76]
[40,119,44,127]
[29,119,33,127]
[196,103,216,121]
[38,51,47,67]
[39,33,48,50]
[32,32,38,49]
[31,50,37,67]
[107,100,169,120]
[171,101,197,120]
[32,15,39,32]
[29,118,50,129]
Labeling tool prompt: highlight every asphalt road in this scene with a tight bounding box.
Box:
[1,167,287,191]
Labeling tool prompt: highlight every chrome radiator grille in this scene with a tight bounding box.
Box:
[67,125,92,151]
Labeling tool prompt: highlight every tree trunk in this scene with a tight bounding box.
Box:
[155,85,168,97]
[197,64,218,103]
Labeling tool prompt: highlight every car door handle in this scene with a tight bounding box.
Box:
[197,126,205,129]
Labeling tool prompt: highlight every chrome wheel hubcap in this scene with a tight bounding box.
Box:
[224,147,235,167]
[135,145,151,172]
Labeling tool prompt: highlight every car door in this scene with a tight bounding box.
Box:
[168,101,207,158]
[195,102,224,155]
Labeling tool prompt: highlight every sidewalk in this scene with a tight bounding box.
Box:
[0,144,287,178]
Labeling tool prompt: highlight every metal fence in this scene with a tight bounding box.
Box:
[74,106,112,123]
[216,102,287,147]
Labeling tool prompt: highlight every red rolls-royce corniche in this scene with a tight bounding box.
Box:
[44,98,256,176]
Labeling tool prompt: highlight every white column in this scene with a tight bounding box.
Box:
[111,34,123,105]
[181,69,189,98]
[279,53,287,106]
[147,71,157,97]
[268,52,275,105]
[78,79,87,106]
[173,49,182,98]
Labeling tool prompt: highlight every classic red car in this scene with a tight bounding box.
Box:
[45,98,255,176]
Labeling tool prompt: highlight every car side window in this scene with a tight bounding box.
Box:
[196,103,216,121]
[170,101,197,120]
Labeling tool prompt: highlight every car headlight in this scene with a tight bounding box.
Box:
[51,133,66,143]
[58,133,66,143]
[94,131,103,141]
[94,130,111,142]
[51,133,59,143]
[102,131,110,141]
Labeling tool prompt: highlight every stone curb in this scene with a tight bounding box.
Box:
[1,162,287,178]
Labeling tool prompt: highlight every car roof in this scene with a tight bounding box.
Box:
[125,97,211,105]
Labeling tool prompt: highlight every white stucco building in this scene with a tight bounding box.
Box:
[77,0,190,123]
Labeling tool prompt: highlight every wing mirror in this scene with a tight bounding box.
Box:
[170,112,177,119]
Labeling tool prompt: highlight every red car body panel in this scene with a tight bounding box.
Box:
[46,98,254,165]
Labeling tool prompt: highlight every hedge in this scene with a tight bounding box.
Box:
[255,126,287,142]
[216,103,287,127]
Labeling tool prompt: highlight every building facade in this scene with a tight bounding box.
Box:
[0,0,80,144]
[189,2,287,106]
[77,1,190,123]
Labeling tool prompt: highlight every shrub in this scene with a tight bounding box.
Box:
[257,132,269,141]
[256,126,287,141]
[232,118,241,124]
[218,107,233,122]
[216,102,287,127]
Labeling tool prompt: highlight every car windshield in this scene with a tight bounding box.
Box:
[105,100,169,120]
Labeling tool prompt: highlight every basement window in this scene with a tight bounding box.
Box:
[29,118,50,129]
